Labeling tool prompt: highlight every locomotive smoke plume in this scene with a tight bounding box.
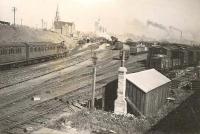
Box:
[147,20,167,31]
[169,26,182,32]
[169,25,183,40]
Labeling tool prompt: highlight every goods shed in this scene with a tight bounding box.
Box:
[126,69,171,116]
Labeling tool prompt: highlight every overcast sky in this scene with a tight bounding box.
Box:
[0,0,200,41]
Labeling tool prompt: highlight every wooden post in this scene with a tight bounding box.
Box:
[121,50,125,67]
[102,87,105,110]
[12,7,17,26]
[91,65,96,110]
[91,52,97,110]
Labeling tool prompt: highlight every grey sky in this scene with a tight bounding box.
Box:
[0,0,200,41]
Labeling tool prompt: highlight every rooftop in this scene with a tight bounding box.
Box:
[126,69,171,93]
[54,21,74,29]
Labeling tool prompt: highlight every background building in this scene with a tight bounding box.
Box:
[53,5,75,37]
[54,21,75,37]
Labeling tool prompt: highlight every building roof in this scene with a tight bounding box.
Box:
[0,42,26,47]
[54,21,74,29]
[126,69,171,93]
[0,42,60,47]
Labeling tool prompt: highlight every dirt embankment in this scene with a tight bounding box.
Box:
[0,25,77,48]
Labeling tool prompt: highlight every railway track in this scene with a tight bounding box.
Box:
[0,45,100,89]
[1,66,145,133]
[0,49,147,133]
[0,49,116,118]
[2,100,76,133]
[0,49,116,108]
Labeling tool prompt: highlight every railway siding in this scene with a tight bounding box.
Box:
[0,48,147,133]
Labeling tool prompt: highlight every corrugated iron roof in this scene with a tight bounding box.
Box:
[126,69,171,93]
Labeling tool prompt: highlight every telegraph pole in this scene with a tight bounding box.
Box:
[41,19,44,29]
[121,50,125,67]
[91,52,97,110]
[12,7,17,26]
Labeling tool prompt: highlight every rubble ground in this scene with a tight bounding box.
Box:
[47,87,193,134]
[48,110,150,134]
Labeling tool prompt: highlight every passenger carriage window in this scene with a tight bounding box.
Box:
[5,49,7,54]
[15,48,18,53]
[2,49,4,55]
[16,48,18,53]
[11,48,14,54]
[8,49,11,54]
[14,48,17,54]
[30,47,33,52]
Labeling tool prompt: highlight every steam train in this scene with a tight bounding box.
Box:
[0,41,68,68]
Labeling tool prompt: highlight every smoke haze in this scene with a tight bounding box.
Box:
[0,0,200,43]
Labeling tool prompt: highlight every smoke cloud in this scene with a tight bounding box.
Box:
[169,26,182,32]
[147,20,167,31]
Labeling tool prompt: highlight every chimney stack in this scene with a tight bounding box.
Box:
[114,67,127,114]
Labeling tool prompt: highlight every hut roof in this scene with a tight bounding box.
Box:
[126,69,171,93]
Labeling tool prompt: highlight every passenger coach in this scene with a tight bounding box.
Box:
[0,41,68,68]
